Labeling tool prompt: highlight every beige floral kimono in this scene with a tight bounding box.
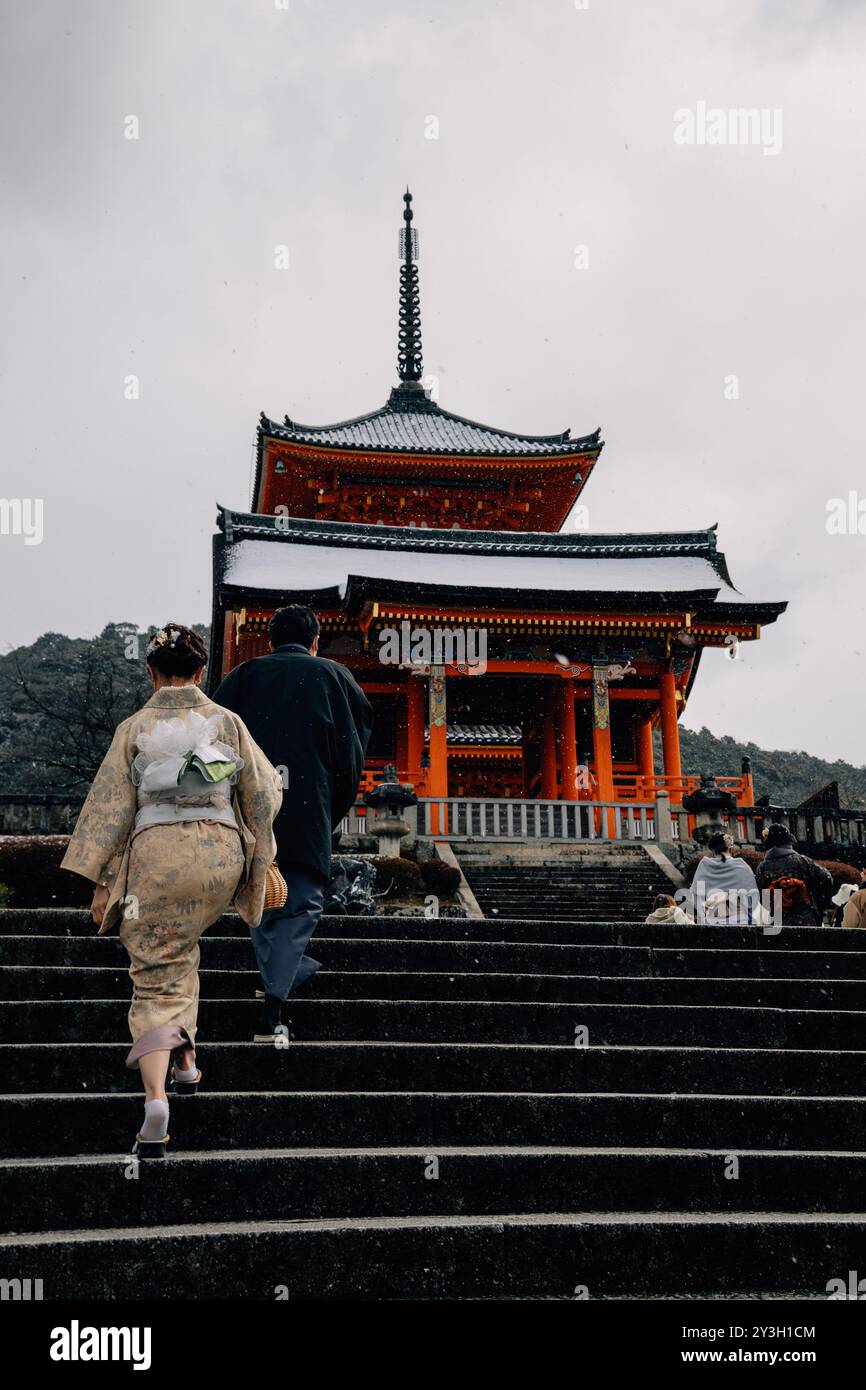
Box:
[62,686,283,1066]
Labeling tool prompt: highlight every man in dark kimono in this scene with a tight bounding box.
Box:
[213,605,373,1037]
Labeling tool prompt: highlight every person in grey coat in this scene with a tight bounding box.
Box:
[691,832,759,924]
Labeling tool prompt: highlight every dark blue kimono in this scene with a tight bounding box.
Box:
[213,644,373,998]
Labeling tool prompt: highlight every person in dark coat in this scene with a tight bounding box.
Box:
[754,823,833,926]
[213,605,373,1037]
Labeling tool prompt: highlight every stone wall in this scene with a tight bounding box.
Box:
[0,795,84,836]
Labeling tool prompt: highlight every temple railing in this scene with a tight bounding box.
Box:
[416,798,656,842]
[1,787,859,851]
[613,773,750,801]
[340,798,866,852]
[722,805,865,850]
[666,805,866,850]
[357,767,753,804]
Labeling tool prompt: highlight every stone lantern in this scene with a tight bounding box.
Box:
[364,764,418,857]
[682,773,737,846]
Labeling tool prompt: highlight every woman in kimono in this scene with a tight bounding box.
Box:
[62,624,283,1156]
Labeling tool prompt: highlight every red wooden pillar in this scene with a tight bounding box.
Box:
[558,679,579,801]
[591,662,615,835]
[427,665,448,833]
[541,704,558,800]
[222,610,237,678]
[521,731,534,798]
[395,693,408,775]
[593,725,614,802]
[738,757,755,807]
[659,668,683,790]
[406,679,425,786]
[637,714,655,796]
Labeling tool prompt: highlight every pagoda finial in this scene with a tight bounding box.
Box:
[397,188,423,383]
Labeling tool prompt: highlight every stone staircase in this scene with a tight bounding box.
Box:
[1,902,865,1299]
[456,843,676,922]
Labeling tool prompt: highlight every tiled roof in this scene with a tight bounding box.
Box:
[218,509,729,565]
[442,725,522,746]
[259,384,601,459]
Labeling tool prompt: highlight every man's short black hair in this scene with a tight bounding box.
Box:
[269,605,321,649]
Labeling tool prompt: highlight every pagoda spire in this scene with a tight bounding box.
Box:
[397,188,423,383]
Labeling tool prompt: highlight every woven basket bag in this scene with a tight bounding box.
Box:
[263,862,288,911]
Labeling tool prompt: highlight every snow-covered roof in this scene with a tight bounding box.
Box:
[213,509,785,618]
[222,535,741,601]
[259,384,602,459]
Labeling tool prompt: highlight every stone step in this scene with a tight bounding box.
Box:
[474,896,668,904]
[460,853,690,930]
[2,1146,864,1236]
[463,873,669,883]
[7,964,866,1009]
[2,885,863,1302]
[2,1090,864,1160]
[471,889,665,898]
[469,880,665,891]
[2,912,861,952]
[473,899,665,910]
[458,851,656,857]
[479,912,678,924]
[478,891,668,901]
[465,863,665,871]
[5,996,866,1047]
[0,935,652,973]
[471,890,665,900]
[5,934,866,981]
[1,1209,863,1299]
[469,885,673,895]
[470,880,668,891]
[2,1040,865,1097]
[477,913,676,922]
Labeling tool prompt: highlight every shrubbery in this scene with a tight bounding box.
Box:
[0,836,467,912]
[816,860,862,892]
[372,856,422,897]
[0,836,89,909]
[419,859,462,898]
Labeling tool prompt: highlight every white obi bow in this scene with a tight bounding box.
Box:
[132,711,243,795]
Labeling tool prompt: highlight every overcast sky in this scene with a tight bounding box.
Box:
[1,0,864,764]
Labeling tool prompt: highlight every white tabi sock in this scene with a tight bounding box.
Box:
[139,1099,169,1141]
[173,1062,198,1083]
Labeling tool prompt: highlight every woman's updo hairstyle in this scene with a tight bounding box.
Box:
[146,623,208,679]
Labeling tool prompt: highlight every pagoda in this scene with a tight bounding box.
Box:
[210,191,786,816]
